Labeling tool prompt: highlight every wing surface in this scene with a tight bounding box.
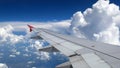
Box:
[34,28,120,68]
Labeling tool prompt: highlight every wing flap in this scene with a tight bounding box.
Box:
[69,55,90,68]
[56,61,72,68]
[96,52,120,68]
[39,46,59,52]
[82,53,111,68]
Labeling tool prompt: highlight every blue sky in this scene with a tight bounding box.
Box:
[0,0,119,22]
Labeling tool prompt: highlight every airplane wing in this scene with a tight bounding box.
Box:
[28,25,120,68]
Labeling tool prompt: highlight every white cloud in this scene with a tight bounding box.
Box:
[70,0,120,45]
[15,51,21,55]
[94,23,120,45]
[0,25,24,45]
[70,11,87,28]
[0,63,8,68]
[69,11,87,38]
[9,55,16,58]
[30,40,50,60]
[0,53,3,56]
[39,52,50,60]
[32,67,36,68]
[23,54,29,57]
[0,20,70,32]
[27,61,35,64]
[34,40,43,50]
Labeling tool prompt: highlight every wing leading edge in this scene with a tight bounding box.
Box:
[28,25,120,68]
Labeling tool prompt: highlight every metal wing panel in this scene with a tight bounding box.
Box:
[60,41,83,52]
[69,55,90,68]
[37,29,92,68]
[53,44,75,56]
[81,53,111,68]
[38,31,75,56]
[37,29,120,68]
[39,29,83,52]
[42,29,120,60]
[96,52,120,68]
[38,30,83,57]
[38,31,65,43]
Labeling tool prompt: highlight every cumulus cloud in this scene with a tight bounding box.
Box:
[27,61,35,64]
[0,25,24,45]
[0,63,8,68]
[32,67,36,68]
[94,23,120,45]
[38,52,50,60]
[70,0,120,45]
[69,11,87,38]
[31,40,50,60]
[9,55,16,58]
[23,54,29,57]
[33,40,43,50]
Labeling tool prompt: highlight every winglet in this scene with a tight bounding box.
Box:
[27,24,34,32]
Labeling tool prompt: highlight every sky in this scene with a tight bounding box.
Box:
[0,0,119,22]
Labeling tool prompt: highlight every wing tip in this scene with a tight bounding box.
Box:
[27,24,34,32]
